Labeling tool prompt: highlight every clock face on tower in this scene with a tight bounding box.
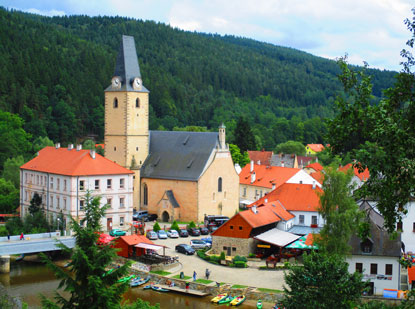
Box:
[112,77,121,89]
[133,77,142,90]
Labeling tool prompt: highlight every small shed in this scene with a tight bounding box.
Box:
[114,235,155,258]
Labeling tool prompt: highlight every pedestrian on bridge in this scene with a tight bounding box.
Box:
[7,232,10,241]
[20,232,24,240]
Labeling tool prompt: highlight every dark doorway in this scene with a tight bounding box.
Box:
[227,247,231,256]
[107,218,112,231]
[162,211,170,222]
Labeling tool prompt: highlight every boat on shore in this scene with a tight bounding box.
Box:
[117,274,136,283]
[151,285,169,292]
[230,295,246,306]
[130,276,150,287]
[211,293,227,303]
[218,295,235,304]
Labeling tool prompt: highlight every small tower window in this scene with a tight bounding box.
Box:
[218,177,223,192]
[113,98,118,108]
[143,183,148,206]
[136,98,140,108]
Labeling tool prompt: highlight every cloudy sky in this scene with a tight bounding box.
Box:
[1,0,413,71]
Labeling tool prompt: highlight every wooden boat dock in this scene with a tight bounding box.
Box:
[157,284,209,297]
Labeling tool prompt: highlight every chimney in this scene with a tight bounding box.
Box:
[252,205,258,214]
[76,144,82,151]
[68,144,74,150]
[281,161,284,167]
[250,160,254,172]
[312,181,316,190]
[257,160,261,165]
[90,150,96,159]
[55,143,60,149]
[265,198,268,203]
[272,183,276,190]
[218,123,226,150]
[251,172,256,184]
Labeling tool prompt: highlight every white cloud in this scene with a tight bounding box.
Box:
[23,8,66,17]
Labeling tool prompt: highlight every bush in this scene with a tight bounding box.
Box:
[0,225,7,236]
[233,255,247,263]
[210,255,221,263]
[220,252,226,260]
[248,253,256,258]
[234,261,247,268]
[170,220,180,232]
[187,221,196,229]
[197,250,206,259]
[153,222,161,232]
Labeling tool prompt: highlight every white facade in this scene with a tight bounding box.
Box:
[346,255,400,295]
[400,201,415,252]
[290,210,325,228]
[286,169,322,187]
[20,170,133,231]
[276,217,295,231]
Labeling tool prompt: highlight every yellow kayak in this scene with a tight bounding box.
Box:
[230,295,246,306]
[211,293,227,303]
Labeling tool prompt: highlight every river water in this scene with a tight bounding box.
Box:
[0,259,258,308]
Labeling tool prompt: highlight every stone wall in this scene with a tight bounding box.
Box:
[211,236,257,257]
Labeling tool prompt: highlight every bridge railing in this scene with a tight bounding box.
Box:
[0,231,60,242]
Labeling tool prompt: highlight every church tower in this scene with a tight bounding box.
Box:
[104,35,149,210]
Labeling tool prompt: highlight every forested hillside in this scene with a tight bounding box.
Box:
[0,7,397,149]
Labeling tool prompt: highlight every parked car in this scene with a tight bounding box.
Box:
[175,244,195,255]
[187,228,201,236]
[199,227,209,235]
[157,230,168,239]
[201,237,212,245]
[109,229,126,237]
[147,231,158,240]
[144,214,158,222]
[190,239,210,250]
[179,229,189,237]
[133,210,148,221]
[167,230,179,238]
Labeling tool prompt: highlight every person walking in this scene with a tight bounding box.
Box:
[185,281,190,292]
[7,232,10,242]
[20,232,24,240]
[205,268,210,280]
[193,271,197,281]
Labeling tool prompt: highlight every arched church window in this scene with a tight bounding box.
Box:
[136,98,140,108]
[143,183,148,206]
[218,177,222,192]
[113,98,118,108]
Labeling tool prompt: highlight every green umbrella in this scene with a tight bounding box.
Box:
[285,234,318,249]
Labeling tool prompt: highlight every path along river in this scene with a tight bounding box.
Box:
[0,258,260,309]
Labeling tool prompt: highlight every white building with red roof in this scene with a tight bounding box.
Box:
[239,161,321,207]
[20,145,134,231]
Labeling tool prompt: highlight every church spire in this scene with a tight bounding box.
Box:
[106,35,148,92]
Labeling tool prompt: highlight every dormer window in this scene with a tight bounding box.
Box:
[360,238,373,254]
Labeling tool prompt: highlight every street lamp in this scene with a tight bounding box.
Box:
[57,218,61,234]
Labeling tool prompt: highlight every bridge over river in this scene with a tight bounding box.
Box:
[0,234,75,273]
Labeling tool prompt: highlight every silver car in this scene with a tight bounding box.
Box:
[157,230,168,239]
[167,230,179,238]
[147,231,158,240]
[190,239,210,249]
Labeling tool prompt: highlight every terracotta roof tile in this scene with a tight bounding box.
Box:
[239,204,283,228]
[306,162,324,172]
[339,163,370,181]
[119,234,154,246]
[310,171,324,184]
[249,183,323,212]
[21,146,133,176]
[306,144,325,152]
[247,150,273,166]
[239,164,299,189]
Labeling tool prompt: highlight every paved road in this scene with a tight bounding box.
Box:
[152,235,286,290]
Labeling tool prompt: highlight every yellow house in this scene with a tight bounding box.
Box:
[105,35,239,222]
[305,144,325,155]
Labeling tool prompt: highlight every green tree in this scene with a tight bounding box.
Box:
[33,136,54,154]
[279,251,366,309]
[229,144,250,167]
[316,166,363,256]
[274,140,305,156]
[0,110,32,170]
[153,221,161,232]
[233,117,256,152]
[82,139,95,150]
[2,156,24,188]
[170,220,180,232]
[28,192,43,215]
[0,178,19,213]
[41,191,158,308]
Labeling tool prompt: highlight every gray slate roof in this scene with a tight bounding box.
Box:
[105,35,149,93]
[288,225,322,236]
[141,131,219,181]
[270,154,296,168]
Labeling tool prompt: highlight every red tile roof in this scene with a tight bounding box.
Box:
[306,162,324,172]
[249,183,323,212]
[297,156,314,167]
[21,146,133,176]
[263,201,295,221]
[305,233,319,246]
[306,144,325,152]
[119,234,154,246]
[310,171,324,184]
[239,164,299,189]
[239,204,284,228]
[247,150,273,166]
[338,163,370,181]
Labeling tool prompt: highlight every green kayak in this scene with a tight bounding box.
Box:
[257,299,263,309]
[117,274,136,283]
[218,295,235,304]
